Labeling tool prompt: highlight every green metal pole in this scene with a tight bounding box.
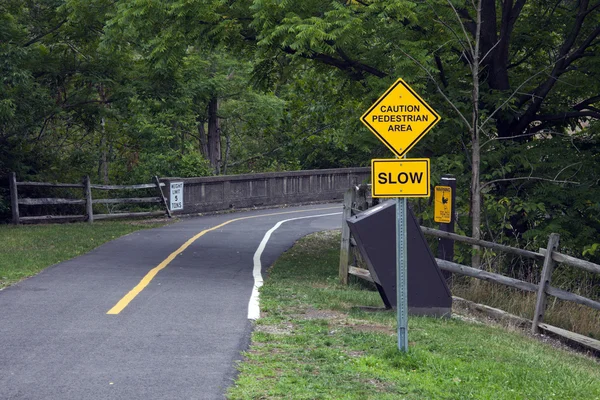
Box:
[396,167,409,352]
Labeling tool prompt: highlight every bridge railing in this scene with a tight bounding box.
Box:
[160,167,370,215]
[9,168,371,222]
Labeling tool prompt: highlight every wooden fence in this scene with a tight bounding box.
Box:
[9,173,171,224]
[339,186,600,352]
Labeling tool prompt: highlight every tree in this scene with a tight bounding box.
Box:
[231,0,599,263]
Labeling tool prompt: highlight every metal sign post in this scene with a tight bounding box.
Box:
[360,77,441,353]
[396,195,409,351]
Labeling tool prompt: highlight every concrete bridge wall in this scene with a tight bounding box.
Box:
[161,167,370,215]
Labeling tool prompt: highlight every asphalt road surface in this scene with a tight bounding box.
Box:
[0,204,342,400]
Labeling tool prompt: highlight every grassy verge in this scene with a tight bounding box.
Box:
[0,219,170,288]
[228,231,600,400]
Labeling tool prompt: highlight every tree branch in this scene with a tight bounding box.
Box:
[62,99,115,109]
[533,110,600,123]
[583,1,600,17]
[432,18,474,65]
[455,7,476,36]
[554,162,582,181]
[434,55,449,88]
[445,0,475,57]
[507,48,537,69]
[479,39,501,66]
[565,25,600,65]
[281,46,387,80]
[22,19,68,47]
[333,45,388,78]
[481,132,545,148]
[397,48,472,130]
[481,176,579,190]
[573,94,600,110]
[515,0,594,114]
[479,63,558,132]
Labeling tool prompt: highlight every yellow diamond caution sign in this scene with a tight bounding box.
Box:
[371,159,430,198]
[361,78,440,157]
[434,186,452,223]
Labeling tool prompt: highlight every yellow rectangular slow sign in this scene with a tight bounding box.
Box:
[434,186,452,223]
[371,159,430,198]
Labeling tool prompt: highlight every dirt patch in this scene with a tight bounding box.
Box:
[350,324,395,335]
[303,309,345,320]
[294,307,348,321]
[127,217,175,225]
[311,230,340,240]
[254,323,294,335]
[290,307,395,335]
[361,378,392,392]
[345,350,366,358]
[309,282,331,289]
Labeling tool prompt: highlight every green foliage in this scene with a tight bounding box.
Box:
[125,151,213,182]
[1,0,599,274]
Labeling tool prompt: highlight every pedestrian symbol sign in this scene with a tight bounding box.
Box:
[434,186,452,223]
[361,78,441,157]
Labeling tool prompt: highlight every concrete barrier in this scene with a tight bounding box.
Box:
[161,167,370,215]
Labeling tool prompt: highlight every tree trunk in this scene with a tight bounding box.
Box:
[180,126,186,155]
[223,133,231,175]
[100,117,109,184]
[471,0,483,269]
[197,117,208,158]
[98,85,110,184]
[207,96,221,174]
[480,0,527,137]
[479,0,511,91]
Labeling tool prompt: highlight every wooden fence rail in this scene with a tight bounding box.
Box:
[339,186,600,352]
[9,172,171,224]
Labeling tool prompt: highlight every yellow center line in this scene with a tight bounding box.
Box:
[106,206,340,315]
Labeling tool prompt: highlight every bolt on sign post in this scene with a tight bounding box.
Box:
[361,78,440,353]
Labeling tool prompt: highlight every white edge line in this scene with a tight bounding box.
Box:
[247,212,342,320]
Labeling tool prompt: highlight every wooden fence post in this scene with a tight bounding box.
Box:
[10,172,19,225]
[532,233,560,333]
[339,188,355,285]
[84,175,94,223]
[355,184,368,212]
[154,176,172,218]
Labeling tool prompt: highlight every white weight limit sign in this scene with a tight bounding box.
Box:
[170,182,184,211]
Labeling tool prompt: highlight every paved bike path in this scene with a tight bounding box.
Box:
[0,204,341,400]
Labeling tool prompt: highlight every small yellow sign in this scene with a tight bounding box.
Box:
[371,159,430,198]
[434,186,452,223]
[361,79,441,157]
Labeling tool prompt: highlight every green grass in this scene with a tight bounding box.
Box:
[228,231,600,400]
[0,220,170,288]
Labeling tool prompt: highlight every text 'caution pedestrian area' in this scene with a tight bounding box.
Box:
[371,159,430,198]
[361,79,440,157]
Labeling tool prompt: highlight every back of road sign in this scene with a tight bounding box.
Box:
[346,200,452,316]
